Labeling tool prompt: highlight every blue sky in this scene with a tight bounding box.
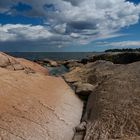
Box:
[0,0,140,52]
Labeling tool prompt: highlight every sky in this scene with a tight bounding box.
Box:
[0,0,140,52]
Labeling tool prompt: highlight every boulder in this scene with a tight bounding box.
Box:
[63,67,83,83]
[75,83,96,96]
[49,60,58,67]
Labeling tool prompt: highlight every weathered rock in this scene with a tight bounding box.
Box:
[64,60,140,140]
[0,52,48,75]
[0,52,10,67]
[17,58,48,75]
[64,60,114,85]
[62,60,83,70]
[64,67,83,83]
[0,53,83,140]
[35,58,58,67]
[75,83,96,96]
[83,62,140,140]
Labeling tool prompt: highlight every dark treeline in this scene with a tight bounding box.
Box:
[105,48,140,52]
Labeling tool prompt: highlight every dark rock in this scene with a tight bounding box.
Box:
[81,52,140,64]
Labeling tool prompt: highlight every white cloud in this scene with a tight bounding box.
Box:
[0,24,76,48]
[22,0,140,31]
[0,0,140,46]
[0,24,52,41]
[96,41,140,48]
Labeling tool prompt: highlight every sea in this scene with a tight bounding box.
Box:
[6,52,100,61]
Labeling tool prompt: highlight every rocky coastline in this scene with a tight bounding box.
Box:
[0,52,83,140]
[0,52,140,140]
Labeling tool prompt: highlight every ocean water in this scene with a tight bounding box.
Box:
[6,52,98,61]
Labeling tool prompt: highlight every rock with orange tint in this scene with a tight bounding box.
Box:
[0,52,48,75]
[0,53,83,140]
[17,58,48,75]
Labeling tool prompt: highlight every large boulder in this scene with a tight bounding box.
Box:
[64,60,140,140]
[0,53,83,140]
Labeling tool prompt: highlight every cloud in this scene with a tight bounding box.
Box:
[0,0,140,47]
[96,41,140,48]
[0,24,52,41]
[0,24,75,49]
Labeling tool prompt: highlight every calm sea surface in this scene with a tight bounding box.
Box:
[6,52,100,61]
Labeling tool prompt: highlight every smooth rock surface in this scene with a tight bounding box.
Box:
[0,53,83,140]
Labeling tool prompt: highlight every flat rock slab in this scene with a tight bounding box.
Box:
[0,68,83,140]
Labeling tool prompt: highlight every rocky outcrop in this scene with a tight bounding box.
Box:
[64,60,140,140]
[0,52,48,75]
[81,52,140,64]
[62,60,83,70]
[35,58,58,67]
[0,53,83,140]
[0,52,24,70]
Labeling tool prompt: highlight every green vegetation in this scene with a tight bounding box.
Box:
[105,48,140,52]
